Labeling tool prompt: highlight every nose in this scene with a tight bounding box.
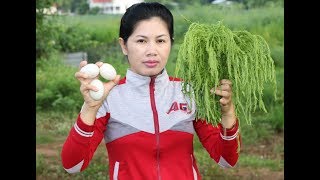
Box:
[146,42,157,56]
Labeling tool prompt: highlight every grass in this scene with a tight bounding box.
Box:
[36,111,77,137]
[239,155,283,171]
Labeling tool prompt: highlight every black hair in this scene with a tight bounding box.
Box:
[119,2,174,43]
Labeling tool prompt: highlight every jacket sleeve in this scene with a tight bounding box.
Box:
[193,118,241,168]
[61,112,109,173]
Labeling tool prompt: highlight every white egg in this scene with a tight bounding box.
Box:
[80,63,100,78]
[100,63,117,80]
[89,79,104,100]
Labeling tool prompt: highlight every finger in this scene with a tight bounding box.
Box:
[80,83,89,93]
[79,60,88,70]
[104,75,121,89]
[220,79,232,86]
[80,81,99,92]
[99,75,121,100]
[219,98,230,106]
[75,71,89,80]
[112,75,121,85]
[96,61,104,67]
[214,89,231,98]
[217,84,232,91]
[210,85,231,94]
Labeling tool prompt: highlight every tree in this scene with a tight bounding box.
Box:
[70,0,89,14]
[55,0,72,13]
[36,0,54,26]
[78,1,89,14]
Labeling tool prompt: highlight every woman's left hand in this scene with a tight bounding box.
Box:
[211,79,236,129]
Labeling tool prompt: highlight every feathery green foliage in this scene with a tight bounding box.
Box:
[175,22,277,126]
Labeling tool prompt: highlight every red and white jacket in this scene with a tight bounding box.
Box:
[61,69,241,180]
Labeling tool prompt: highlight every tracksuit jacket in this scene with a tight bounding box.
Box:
[61,69,241,180]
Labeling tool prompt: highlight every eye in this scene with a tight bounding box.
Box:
[137,39,146,43]
[157,39,166,43]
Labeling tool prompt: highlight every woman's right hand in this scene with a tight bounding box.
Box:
[75,60,121,125]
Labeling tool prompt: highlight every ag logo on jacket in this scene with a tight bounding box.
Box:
[166,101,191,114]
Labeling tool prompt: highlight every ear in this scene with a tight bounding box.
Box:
[119,38,128,55]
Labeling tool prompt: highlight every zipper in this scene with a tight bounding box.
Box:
[149,76,161,180]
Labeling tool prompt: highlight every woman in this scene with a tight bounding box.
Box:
[61,2,241,179]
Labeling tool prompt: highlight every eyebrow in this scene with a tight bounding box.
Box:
[135,34,169,38]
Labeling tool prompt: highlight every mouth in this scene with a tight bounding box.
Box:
[144,60,159,68]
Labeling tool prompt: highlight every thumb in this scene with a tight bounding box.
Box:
[111,75,121,87]
[104,75,121,93]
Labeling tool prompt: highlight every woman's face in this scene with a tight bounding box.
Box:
[119,17,171,77]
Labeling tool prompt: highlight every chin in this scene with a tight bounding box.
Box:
[143,69,162,77]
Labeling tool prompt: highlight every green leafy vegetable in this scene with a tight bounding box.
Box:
[175,21,277,126]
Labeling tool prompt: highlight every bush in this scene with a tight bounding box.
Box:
[36,56,82,112]
[36,17,61,59]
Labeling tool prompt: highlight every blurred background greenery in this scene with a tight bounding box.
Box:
[36,0,284,179]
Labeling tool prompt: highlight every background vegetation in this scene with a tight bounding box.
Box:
[36,0,284,179]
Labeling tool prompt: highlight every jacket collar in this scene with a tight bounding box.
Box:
[125,69,170,95]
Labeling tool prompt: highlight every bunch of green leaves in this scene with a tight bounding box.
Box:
[175,21,277,125]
